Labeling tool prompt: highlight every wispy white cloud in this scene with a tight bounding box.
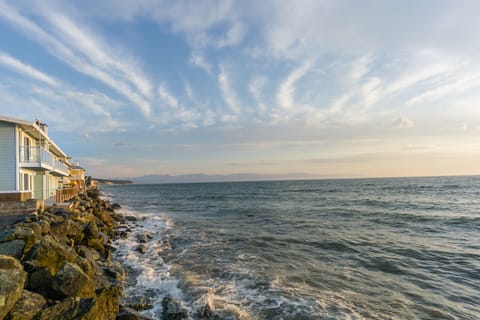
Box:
[0,52,59,86]
[216,21,246,48]
[248,75,267,113]
[276,60,313,109]
[184,82,194,100]
[218,65,241,114]
[189,52,213,74]
[158,84,179,108]
[0,1,153,117]
[347,54,374,84]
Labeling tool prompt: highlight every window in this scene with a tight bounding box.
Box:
[23,135,31,161]
[19,173,31,191]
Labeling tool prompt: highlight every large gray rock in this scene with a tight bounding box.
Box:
[0,227,39,256]
[52,261,94,298]
[0,240,26,259]
[24,235,77,275]
[25,268,53,298]
[0,255,27,320]
[77,245,101,264]
[5,289,46,320]
[32,297,95,320]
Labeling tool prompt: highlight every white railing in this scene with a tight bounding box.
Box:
[19,146,53,166]
[19,146,69,175]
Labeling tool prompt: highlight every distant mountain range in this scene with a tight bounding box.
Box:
[128,173,337,184]
[92,178,133,185]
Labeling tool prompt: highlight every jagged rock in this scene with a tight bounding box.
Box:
[23,213,40,223]
[199,303,213,318]
[75,256,96,277]
[116,306,153,320]
[112,203,121,210]
[161,296,188,320]
[77,245,101,264]
[101,261,126,282]
[6,289,46,320]
[104,201,112,211]
[24,235,78,275]
[50,219,85,244]
[94,210,116,230]
[125,216,138,222]
[84,221,99,240]
[25,267,53,297]
[32,297,95,320]
[127,301,153,311]
[197,303,222,319]
[0,226,40,256]
[52,261,95,298]
[39,212,64,224]
[0,240,26,259]
[87,188,100,199]
[136,233,150,243]
[135,245,147,254]
[86,237,105,253]
[0,255,27,319]
[36,221,50,235]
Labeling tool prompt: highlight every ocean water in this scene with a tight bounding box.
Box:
[105,176,480,319]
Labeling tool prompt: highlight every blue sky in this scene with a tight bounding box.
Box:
[0,0,479,178]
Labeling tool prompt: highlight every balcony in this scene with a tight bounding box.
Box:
[19,146,69,176]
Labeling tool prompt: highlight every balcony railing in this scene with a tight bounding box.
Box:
[54,159,69,174]
[56,187,77,203]
[19,146,69,175]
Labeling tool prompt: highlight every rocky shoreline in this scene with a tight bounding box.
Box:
[0,187,152,320]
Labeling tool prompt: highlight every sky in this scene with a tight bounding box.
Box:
[0,0,479,179]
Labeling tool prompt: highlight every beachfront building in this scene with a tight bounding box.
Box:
[69,164,86,193]
[0,115,72,203]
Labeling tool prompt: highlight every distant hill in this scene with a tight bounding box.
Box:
[92,178,133,185]
[130,173,332,184]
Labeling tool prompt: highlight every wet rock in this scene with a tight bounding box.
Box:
[135,245,147,254]
[52,261,95,298]
[112,203,122,210]
[161,296,188,320]
[0,255,27,319]
[116,306,153,320]
[127,302,153,311]
[101,262,126,282]
[6,289,46,320]
[199,303,213,318]
[0,240,26,259]
[125,216,138,222]
[136,233,150,243]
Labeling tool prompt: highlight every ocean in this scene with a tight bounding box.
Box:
[104,176,480,319]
